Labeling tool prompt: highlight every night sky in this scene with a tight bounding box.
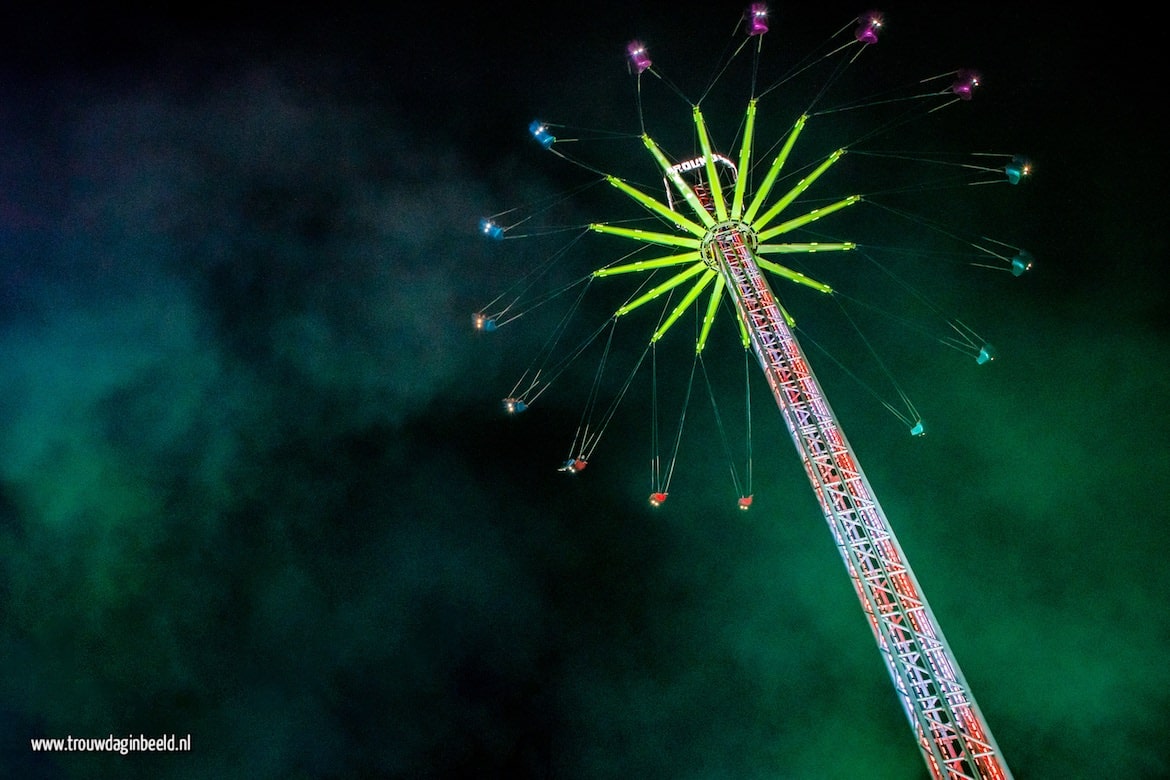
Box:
[1,3,1167,779]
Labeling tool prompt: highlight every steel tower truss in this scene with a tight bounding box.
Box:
[712,222,1009,780]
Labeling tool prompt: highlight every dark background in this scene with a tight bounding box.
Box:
[1,2,1166,778]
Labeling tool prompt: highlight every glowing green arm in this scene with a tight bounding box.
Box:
[641,134,717,228]
[603,176,707,238]
[757,195,860,242]
[731,100,757,220]
[614,261,708,317]
[590,223,702,250]
[751,150,847,232]
[743,114,807,223]
[696,276,732,353]
[593,251,701,277]
[651,269,717,342]
[757,241,856,254]
[755,257,833,293]
[693,106,728,221]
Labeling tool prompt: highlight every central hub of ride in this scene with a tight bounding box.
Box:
[701,220,758,269]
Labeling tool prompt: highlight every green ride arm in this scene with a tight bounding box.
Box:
[730,100,757,220]
[775,301,797,327]
[642,134,717,228]
[757,241,856,254]
[751,149,847,233]
[693,107,728,221]
[757,195,860,242]
[590,223,701,250]
[614,261,708,317]
[696,275,727,353]
[593,251,702,278]
[755,257,833,293]
[604,176,707,238]
[651,269,717,343]
[736,307,750,347]
[743,114,807,223]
